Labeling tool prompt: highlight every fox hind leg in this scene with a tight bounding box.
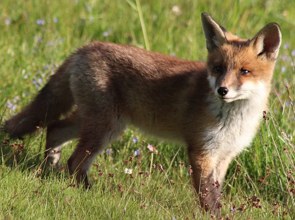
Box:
[45,112,80,168]
[67,114,125,188]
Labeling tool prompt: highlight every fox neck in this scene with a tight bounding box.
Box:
[208,92,269,121]
[203,85,270,153]
[207,79,270,120]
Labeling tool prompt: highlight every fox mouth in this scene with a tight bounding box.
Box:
[220,97,235,102]
[219,94,247,103]
[218,95,240,102]
[215,88,247,102]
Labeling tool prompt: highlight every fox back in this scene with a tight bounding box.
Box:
[3,13,281,216]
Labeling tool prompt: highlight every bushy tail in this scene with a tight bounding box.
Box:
[4,60,74,138]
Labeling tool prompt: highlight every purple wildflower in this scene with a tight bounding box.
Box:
[6,96,19,112]
[132,137,138,144]
[280,55,290,62]
[6,100,17,112]
[105,148,113,155]
[284,43,289,49]
[32,78,43,89]
[285,101,292,107]
[36,19,45,26]
[134,149,140,157]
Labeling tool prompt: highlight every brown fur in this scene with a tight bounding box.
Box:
[3,13,281,217]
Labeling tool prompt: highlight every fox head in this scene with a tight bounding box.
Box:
[201,13,281,103]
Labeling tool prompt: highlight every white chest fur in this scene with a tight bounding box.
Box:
[203,94,267,158]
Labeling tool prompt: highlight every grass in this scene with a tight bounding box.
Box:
[0,0,294,219]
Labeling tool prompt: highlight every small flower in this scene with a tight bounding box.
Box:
[102,29,112,38]
[171,5,182,16]
[36,36,43,43]
[32,78,43,89]
[230,205,236,213]
[132,137,138,144]
[291,50,295,57]
[6,96,19,112]
[280,54,290,62]
[5,18,11,26]
[105,148,113,155]
[124,168,133,174]
[285,101,292,107]
[281,66,286,73]
[46,38,64,47]
[147,144,158,154]
[36,19,45,26]
[134,149,140,157]
[6,100,17,112]
[47,41,55,47]
[53,17,59,23]
[283,43,289,49]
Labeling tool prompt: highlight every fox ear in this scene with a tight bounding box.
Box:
[201,13,227,51]
[251,23,281,60]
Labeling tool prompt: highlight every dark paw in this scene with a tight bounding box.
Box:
[2,121,23,139]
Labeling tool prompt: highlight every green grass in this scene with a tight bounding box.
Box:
[0,0,294,219]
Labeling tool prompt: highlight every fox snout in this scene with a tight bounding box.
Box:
[208,75,236,101]
[210,76,265,103]
[216,85,233,101]
[214,82,241,102]
[217,87,228,97]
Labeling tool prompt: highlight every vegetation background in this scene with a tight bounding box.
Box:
[0,0,294,219]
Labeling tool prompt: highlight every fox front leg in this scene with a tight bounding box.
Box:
[188,149,222,216]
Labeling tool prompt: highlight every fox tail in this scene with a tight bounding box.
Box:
[4,60,74,138]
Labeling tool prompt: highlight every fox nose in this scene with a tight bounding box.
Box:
[217,87,228,97]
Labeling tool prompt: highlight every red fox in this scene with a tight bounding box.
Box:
[4,13,281,215]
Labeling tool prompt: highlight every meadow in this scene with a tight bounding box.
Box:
[0,0,294,219]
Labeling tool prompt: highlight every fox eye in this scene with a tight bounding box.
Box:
[212,65,225,74]
[240,68,250,75]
